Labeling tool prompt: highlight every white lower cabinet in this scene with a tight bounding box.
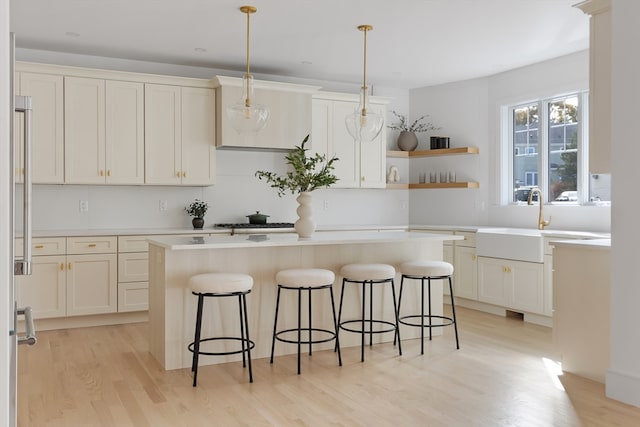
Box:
[477,256,544,315]
[66,236,118,316]
[66,253,118,316]
[454,246,478,300]
[16,255,66,319]
[117,236,150,312]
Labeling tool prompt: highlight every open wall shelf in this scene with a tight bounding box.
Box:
[386,182,480,190]
[387,146,479,158]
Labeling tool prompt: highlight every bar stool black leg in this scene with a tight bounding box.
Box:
[192,294,204,387]
[335,279,346,353]
[308,287,312,356]
[329,286,342,366]
[238,294,246,368]
[369,281,374,347]
[241,293,253,382]
[428,278,433,341]
[449,276,460,349]
[361,280,366,362]
[390,279,402,356]
[297,287,302,375]
[270,286,282,364]
[395,276,405,346]
[420,278,425,355]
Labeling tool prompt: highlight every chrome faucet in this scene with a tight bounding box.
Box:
[527,188,551,230]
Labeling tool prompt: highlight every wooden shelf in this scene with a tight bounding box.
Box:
[386,182,479,189]
[387,146,479,158]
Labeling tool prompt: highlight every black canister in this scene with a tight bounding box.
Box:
[430,136,439,150]
[437,137,450,149]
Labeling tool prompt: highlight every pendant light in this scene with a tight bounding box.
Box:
[345,25,384,143]
[227,5,269,134]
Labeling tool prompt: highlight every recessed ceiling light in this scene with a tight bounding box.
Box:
[194,47,207,53]
[65,31,80,38]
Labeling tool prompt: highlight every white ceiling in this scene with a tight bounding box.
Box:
[10,0,590,89]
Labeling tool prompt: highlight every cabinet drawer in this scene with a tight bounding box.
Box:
[455,231,476,248]
[118,282,148,312]
[15,237,66,256]
[118,235,151,253]
[67,236,117,254]
[118,252,149,282]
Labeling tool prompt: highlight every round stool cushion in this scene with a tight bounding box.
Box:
[340,263,396,281]
[276,268,335,287]
[400,260,454,277]
[189,273,253,294]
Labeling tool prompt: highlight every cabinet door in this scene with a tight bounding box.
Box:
[19,72,64,184]
[477,257,509,307]
[181,87,215,185]
[15,255,66,319]
[145,84,182,184]
[105,80,144,184]
[118,252,149,283]
[65,77,106,184]
[66,254,117,316]
[118,282,149,313]
[329,100,360,188]
[510,260,544,314]
[454,245,478,300]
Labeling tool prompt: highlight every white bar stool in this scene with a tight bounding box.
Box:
[270,268,342,375]
[337,263,402,362]
[398,261,460,354]
[188,273,254,386]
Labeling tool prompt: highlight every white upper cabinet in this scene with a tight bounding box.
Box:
[312,92,387,189]
[15,71,64,184]
[214,76,319,150]
[65,77,144,184]
[145,84,215,185]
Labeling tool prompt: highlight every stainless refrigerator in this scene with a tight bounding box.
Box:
[8,32,37,426]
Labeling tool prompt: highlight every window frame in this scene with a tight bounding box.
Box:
[504,91,589,205]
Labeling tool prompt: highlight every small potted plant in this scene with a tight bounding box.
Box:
[255,134,338,237]
[387,110,440,151]
[185,199,209,229]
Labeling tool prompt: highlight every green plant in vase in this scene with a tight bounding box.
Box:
[185,199,209,229]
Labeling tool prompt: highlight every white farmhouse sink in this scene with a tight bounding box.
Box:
[476,228,544,263]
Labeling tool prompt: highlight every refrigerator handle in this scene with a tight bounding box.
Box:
[14,95,33,276]
[16,307,36,346]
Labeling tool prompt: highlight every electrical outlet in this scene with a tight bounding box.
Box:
[79,200,89,212]
[323,200,329,210]
[159,200,168,211]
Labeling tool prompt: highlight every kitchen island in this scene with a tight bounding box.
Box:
[148,231,461,370]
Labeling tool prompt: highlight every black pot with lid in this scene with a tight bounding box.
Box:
[246,211,269,224]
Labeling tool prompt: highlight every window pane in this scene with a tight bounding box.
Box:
[548,96,578,201]
[513,104,539,202]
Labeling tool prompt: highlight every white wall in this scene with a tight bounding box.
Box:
[608,0,640,407]
[15,49,410,231]
[408,50,610,232]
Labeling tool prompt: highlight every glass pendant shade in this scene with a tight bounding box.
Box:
[345,86,384,142]
[227,5,269,135]
[345,24,383,143]
[227,73,269,134]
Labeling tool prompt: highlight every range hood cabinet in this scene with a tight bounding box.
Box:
[214,76,319,150]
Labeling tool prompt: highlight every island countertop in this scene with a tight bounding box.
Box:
[147,230,463,250]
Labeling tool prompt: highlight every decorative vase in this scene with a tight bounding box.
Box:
[192,217,204,229]
[295,191,316,238]
[397,131,418,151]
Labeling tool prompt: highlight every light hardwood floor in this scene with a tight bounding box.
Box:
[17,307,640,427]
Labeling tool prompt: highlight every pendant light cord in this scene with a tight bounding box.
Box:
[359,25,372,117]
[246,10,251,77]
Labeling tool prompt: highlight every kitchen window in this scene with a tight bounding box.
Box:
[507,92,589,204]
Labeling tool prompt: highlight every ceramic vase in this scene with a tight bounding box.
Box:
[192,217,204,229]
[295,191,316,238]
[397,131,418,151]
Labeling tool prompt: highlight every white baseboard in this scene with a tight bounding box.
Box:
[606,368,640,408]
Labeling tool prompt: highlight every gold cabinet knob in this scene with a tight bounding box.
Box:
[176,171,181,177]
[68,262,72,270]
[100,170,104,177]
[183,171,187,178]
[60,263,64,271]
[107,170,111,177]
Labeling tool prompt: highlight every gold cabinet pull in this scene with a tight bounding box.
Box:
[88,243,97,248]
[107,170,111,177]
[100,169,104,177]
[471,255,477,261]
[34,244,44,249]
[183,171,187,178]
[176,171,181,177]
[60,263,64,271]
[68,262,72,270]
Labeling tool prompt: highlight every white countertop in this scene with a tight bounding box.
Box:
[148,230,463,250]
[551,238,611,249]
